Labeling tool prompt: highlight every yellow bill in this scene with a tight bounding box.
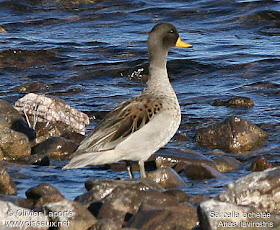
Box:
[176,37,192,48]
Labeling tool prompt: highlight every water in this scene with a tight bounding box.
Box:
[0,0,279,200]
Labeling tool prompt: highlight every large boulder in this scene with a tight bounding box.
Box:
[196,116,268,153]
[0,99,35,140]
[14,93,89,135]
[217,167,280,213]
[0,119,31,160]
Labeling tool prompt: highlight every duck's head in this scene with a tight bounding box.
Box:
[148,23,192,67]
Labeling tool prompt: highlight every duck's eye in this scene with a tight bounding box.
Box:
[169,29,174,33]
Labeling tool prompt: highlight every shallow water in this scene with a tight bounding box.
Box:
[0,0,279,200]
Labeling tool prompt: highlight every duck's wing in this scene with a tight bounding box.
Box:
[72,94,163,157]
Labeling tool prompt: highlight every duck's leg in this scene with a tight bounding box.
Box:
[125,161,134,179]
[139,160,146,178]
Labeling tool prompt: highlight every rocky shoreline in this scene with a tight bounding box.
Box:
[0,92,279,229]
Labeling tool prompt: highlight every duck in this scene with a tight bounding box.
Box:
[63,23,192,178]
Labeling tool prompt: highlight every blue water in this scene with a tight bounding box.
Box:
[0,0,279,199]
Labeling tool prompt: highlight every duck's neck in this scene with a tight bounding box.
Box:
[146,53,174,94]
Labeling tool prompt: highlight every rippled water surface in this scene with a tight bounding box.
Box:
[0,0,279,199]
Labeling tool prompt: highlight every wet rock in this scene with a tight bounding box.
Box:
[59,0,97,6]
[183,163,224,180]
[15,93,89,135]
[174,132,189,141]
[0,168,17,195]
[0,200,49,230]
[127,202,198,229]
[26,183,63,202]
[147,167,187,189]
[196,116,268,153]
[12,81,50,92]
[198,199,280,230]
[0,119,31,160]
[226,97,254,107]
[0,99,24,123]
[163,189,189,203]
[189,195,208,208]
[0,49,60,68]
[33,121,85,145]
[0,99,35,140]
[252,156,274,172]
[43,199,97,230]
[214,156,241,172]
[34,194,65,210]
[31,136,79,159]
[109,161,156,174]
[149,149,216,169]
[213,96,254,107]
[77,178,164,207]
[85,177,164,193]
[20,154,50,166]
[97,184,178,222]
[217,166,280,213]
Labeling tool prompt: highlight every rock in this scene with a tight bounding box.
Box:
[0,99,35,140]
[0,119,31,160]
[0,49,61,69]
[90,218,122,230]
[77,178,164,208]
[0,195,34,210]
[97,185,179,221]
[217,166,280,213]
[11,119,36,141]
[59,0,97,6]
[33,121,85,146]
[12,81,50,92]
[147,167,187,189]
[0,99,24,125]
[127,202,198,229]
[252,156,274,172]
[108,161,156,174]
[183,163,224,180]
[31,137,79,159]
[226,97,254,107]
[149,149,216,169]
[163,189,189,203]
[34,194,65,211]
[0,200,49,230]
[26,183,63,202]
[85,177,164,193]
[14,93,89,135]
[0,168,17,195]
[189,195,208,208]
[20,154,50,166]
[196,116,268,153]
[174,132,189,142]
[198,199,280,230]
[214,156,241,172]
[213,97,254,107]
[43,199,97,230]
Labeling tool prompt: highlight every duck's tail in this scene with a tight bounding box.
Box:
[62,149,116,170]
